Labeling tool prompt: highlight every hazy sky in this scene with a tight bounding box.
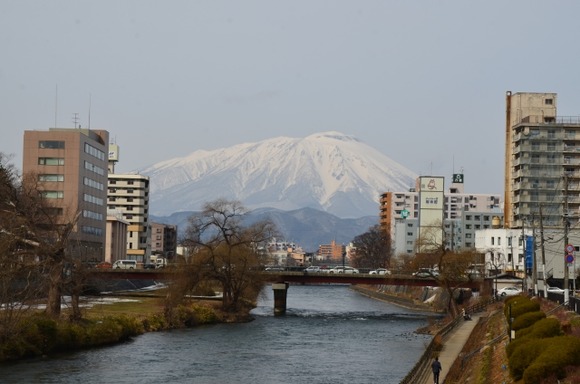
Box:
[3,1,580,195]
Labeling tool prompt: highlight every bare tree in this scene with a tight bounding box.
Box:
[350,225,392,269]
[172,199,277,313]
[413,222,482,315]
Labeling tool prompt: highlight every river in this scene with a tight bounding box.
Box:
[0,285,436,384]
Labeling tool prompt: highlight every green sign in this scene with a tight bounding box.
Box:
[453,173,464,183]
[401,209,409,219]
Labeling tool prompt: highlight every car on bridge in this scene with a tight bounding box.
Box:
[265,267,285,272]
[329,266,359,274]
[412,268,439,278]
[369,268,391,275]
[304,266,321,273]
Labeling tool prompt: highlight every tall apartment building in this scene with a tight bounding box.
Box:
[380,173,502,254]
[107,174,150,263]
[504,91,580,229]
[22,128,109,261]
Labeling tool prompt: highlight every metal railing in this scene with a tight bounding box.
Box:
[399,298,494,384]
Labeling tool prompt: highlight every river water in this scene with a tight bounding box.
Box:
[0,285,436,384]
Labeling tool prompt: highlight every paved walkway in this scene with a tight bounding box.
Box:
[420,315,481,384]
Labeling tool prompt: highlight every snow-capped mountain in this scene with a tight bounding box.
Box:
[140,131,417,218]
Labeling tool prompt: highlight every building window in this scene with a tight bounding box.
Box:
[38,157,64,166]
[84,143,105,161]
[491,237,494,245]
[42,191,64,199]
[38,174,64,182]
[545,98,553,105]
[39,140,65,149]
[548,130,556,138]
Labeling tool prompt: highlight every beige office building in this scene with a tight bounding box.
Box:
[22,128,109,261]
[107,174,150,263]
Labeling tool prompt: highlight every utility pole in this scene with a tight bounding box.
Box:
[532,214,538,296]
[539,204,548,298]
[564,175,570,304]
[522,218,527,293]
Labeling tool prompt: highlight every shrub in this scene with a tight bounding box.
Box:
[519,317,562,339]
[508,338,545,380]
[21,315,59,354]
[523,336,580,384]
[507,317,561,357]
[142,313,167,332]
[504,297,540,321]
[512,311,546,331]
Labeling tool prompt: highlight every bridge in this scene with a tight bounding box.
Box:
[91,269,484,288]
[91,269,489,315]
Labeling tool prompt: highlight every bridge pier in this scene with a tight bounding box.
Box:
[272,282,289,316]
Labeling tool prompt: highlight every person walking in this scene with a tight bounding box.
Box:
[431,356,442,384]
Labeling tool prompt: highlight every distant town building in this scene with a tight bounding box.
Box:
[317,240,345,262]
[475,228,531,277]
[22,128,110,262]
[380,173,502,254]
[150,221,177,260]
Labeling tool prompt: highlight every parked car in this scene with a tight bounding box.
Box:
[304,266,321,273]
[497,286,522,296]
[329,266,359,274]
[413,268,439,278]
[370,268,391,275]
[546,286,565,294]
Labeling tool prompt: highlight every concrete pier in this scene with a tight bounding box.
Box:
[272,283,289,316]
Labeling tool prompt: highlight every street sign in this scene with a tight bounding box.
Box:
[567,254,575,264]
[566,244,575,254]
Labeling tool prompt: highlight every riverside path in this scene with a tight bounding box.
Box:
[419,314,481,384]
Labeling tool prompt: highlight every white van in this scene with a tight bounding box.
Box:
[112,260,137,269]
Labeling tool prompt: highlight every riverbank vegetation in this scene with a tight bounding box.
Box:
[444,297,580,384]
[0,293,243,362]
[0,178,276,362]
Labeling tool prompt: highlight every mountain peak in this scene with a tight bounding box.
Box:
[140,132,417,218]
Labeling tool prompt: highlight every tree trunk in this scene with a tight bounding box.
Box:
[45,260,63,318]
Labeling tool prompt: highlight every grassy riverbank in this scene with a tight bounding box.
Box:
[0,292,252,363]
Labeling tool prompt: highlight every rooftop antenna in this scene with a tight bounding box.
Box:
[88,93,92,129]
[72,112,79,128]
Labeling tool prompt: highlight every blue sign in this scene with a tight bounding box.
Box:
[525,236,534,270]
